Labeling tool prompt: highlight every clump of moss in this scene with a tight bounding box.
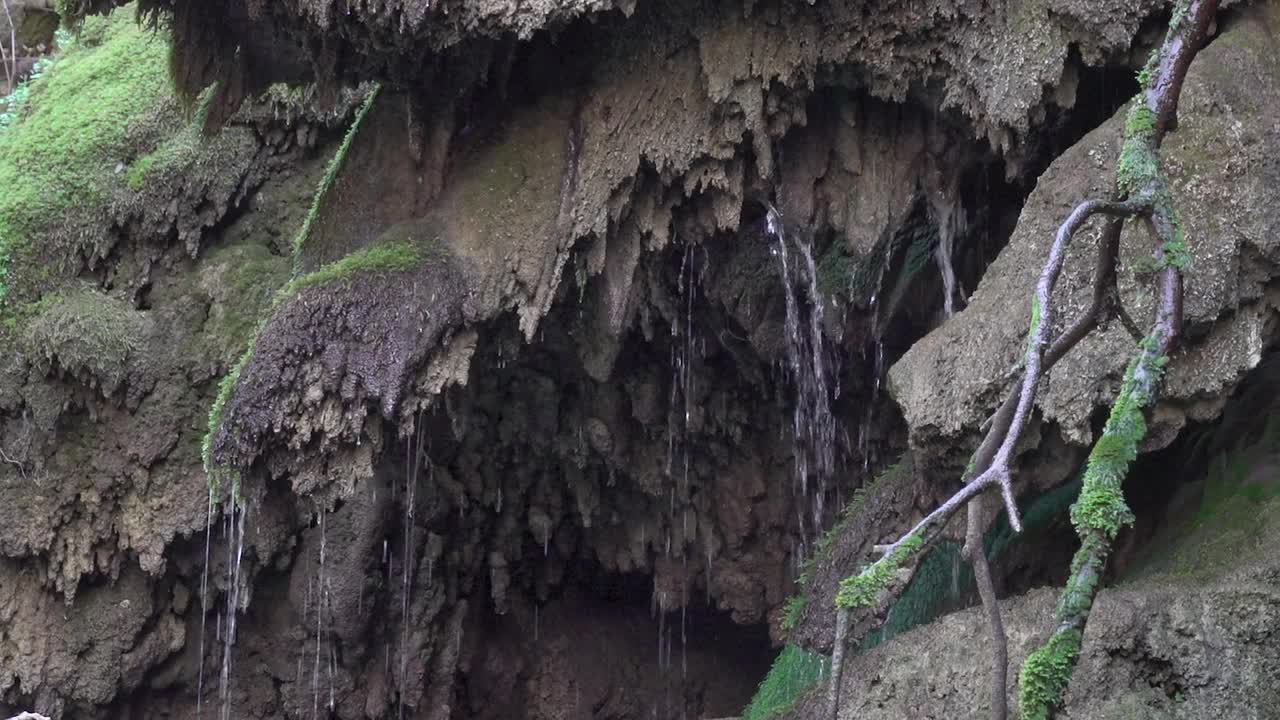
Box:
[19,285,146,393]
[202,340,254,494]
[742,644,829,720]
[200,238,427,486]
[277,240,424,301]
[1017,628,1083,720]
[860,539,964,651]
[781,594,808,632]
[1116,105,1160,197]
[797,458,910,587]
[835,532,923,610]
[202,242,292,356]
[1069,357,1150,538]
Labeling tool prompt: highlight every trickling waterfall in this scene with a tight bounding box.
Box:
[765,204,838,540]
[929,191,967,319]
[195,489,214,720]
[399,415,426,720]
[218,503,247,720]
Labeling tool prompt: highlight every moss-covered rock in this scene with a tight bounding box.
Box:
[18,285,147,394]
[0,6,260,303]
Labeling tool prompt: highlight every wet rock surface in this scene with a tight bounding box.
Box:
[2,0,1279,718]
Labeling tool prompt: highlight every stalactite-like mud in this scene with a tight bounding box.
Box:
[4,0,1280,718]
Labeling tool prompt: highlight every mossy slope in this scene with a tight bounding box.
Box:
[0,7,258,303]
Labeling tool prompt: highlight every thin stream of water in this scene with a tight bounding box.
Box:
[195,487,214,720]
[766,203,838,539]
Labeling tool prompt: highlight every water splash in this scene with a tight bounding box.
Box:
[765,203,837,535]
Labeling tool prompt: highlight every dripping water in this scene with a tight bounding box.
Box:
[195,486,214,720]
[312,509,326,720]
[399,414,424,720]
[218,501,247,720]
[765,203,837,539]
[930,186,967,321]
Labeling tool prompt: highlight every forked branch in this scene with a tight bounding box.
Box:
[828,1,1219,716]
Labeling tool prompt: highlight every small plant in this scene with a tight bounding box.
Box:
[781,595,808,632]
[742,644,829,720]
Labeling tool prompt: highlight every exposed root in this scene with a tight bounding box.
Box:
[1016,0,1217,716]
[828,1,1220,715]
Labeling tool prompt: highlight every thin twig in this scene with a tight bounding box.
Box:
[0,0,16,92]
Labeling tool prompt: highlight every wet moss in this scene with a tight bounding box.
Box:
[19,285,146,392]
[835,532,923,610]
[781,594,808,632]
[203,340,254,492]
[797,458,909,587]
[203,242,291,355]
[277,240,425,301]
[816,240,854,299]
[1017,628,1083,720]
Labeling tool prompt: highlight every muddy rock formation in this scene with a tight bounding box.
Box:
[1,0,1277,719]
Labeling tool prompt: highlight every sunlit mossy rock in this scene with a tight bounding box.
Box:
[0,7,258,303]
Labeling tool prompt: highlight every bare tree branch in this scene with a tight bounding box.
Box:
[825,198,1142,720]
[1016,1,1216,717]
[1,0,17,93]
[828,2,1220,714]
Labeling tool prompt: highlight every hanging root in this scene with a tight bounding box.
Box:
[964,494,1008,720]
[825,194,1142,718]
[828,1,1218,716]
[1016,0,1216,717]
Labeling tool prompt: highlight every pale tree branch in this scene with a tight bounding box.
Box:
[827,0,1220,711]
[1,0,16,92]
[826,199,1142,720]
[1016,0,1215,717]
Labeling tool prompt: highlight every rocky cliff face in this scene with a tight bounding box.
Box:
[0,0,1276,719]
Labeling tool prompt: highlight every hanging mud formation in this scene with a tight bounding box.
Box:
[2,0,1280,719]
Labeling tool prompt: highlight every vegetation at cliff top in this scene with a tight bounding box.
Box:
[0,10,171,301]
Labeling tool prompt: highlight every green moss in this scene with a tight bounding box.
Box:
[202,340,254,493]
[277,241,425,301]
[1057,536,1104,621]
[816,240,854,299]
[835,532,924,610]
[1017,629,1083,720]
[19,286,146,391]
[1069,358,1151,538]
[1123,434,1280,583]
[1027,294,1042,349]
[0,9,171,301]
[901,229,935,283]
[781,594,808,632]
[202,242,291,355]
[798,458,909,587]
[861,539,965,651]
[742,644,829,720]
[986,477,1083,563]
[291,84,382,268]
